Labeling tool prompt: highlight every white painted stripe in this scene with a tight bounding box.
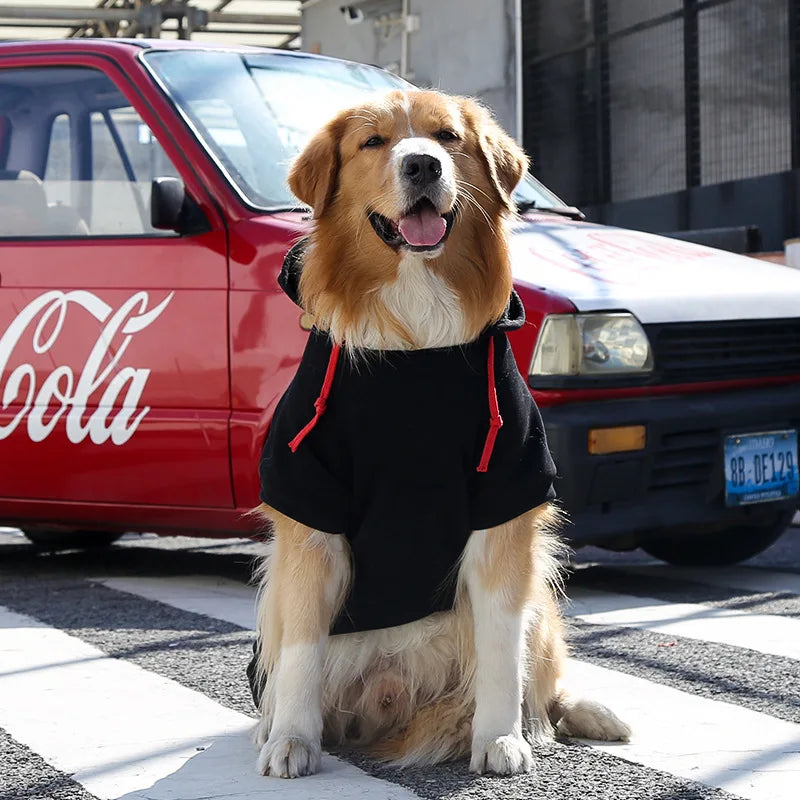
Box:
[567,587,800,660]
[0,606,420,800]
[102,575,800,660]
[568,659,800,800]
[95,576,257,629]
[97,574,800,798]
[621,563,800,597]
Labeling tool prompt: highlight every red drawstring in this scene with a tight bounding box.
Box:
[288,342,341,452]
[289,337,502,473]
[477,336,503,473]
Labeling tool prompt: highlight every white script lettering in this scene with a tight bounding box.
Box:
[0,290,173,445]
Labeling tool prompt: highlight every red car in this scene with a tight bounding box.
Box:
[2,40,799,565]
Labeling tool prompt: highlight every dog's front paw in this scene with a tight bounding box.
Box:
[257,734,321,778]
[470,734,533,775]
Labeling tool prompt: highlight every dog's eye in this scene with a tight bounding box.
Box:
[435,129,459,143]
[361,135,386,149]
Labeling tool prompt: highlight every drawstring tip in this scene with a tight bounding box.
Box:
[476,335,502,473]
[288,342,341,454]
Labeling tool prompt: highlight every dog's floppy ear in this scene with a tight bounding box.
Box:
[288,116,344,219]
[459,97,529,213]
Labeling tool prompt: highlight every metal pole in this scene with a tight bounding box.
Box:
[400,0,409,79]
[683,0,701,188]
[683,0,701,231]
[206,12,300,26]
[0,6,135,21]
[592,0,611,205]
[790,0,800,170]
[0,6,298,27]
[514,0,523,144]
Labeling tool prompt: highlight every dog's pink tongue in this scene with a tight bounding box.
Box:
[398,205,446,247]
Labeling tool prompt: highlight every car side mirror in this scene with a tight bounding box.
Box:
[150,177,209,234]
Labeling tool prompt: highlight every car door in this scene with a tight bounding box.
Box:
[0,59,232,508]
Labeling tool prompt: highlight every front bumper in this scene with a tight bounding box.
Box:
[541,382,800,546]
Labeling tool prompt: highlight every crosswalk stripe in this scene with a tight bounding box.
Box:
[0,605,420,800]
[568,587,800,659]
[94,576,257,630]
[0,726,99,800]
[99,575,800,662]
[92,573,800,799]
[567,659,800,800]
[621,564,800,596]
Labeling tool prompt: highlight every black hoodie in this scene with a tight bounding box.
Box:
[259,240,556,635]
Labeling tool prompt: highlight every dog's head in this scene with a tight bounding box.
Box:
[288,90,528,341]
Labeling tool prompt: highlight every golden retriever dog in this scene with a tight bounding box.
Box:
[250,89,630,779]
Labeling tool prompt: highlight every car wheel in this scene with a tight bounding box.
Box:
[22,528,123,550]
[640,509,794,566]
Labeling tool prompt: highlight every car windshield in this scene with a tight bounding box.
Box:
[514,173,571,211]
[143,50,571,213]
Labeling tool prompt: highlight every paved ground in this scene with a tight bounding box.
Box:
[1,524,799,800]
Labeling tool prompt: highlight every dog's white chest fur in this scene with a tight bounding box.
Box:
[340,252,468,350]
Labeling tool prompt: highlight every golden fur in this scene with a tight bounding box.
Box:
[253,89,630,779]
[290,91,517,348]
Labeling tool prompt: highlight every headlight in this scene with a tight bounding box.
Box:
[530,313,653,378]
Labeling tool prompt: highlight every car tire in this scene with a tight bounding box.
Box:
[22,528,122,550]
[640,509,794,567]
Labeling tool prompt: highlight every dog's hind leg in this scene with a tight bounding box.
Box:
[254,507,350,778]
[549,690,632,742]
[460,506,551,776]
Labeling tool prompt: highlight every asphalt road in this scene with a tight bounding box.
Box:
[1,524,799,800]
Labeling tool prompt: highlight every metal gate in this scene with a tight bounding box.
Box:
[521,0,800,250]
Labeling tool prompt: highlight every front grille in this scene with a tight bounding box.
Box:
[646,319,800,383]
[649,428,718,491]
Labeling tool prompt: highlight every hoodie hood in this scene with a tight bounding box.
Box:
[278,237,307,307]
[278,237,526,334]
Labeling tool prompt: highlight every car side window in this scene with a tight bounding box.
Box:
[0,65,183,238]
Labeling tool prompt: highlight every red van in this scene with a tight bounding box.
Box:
[2,40,799,565]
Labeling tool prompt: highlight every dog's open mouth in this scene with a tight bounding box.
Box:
[369,199,455,252]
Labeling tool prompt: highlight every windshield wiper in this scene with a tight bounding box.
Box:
[516,199,585,221]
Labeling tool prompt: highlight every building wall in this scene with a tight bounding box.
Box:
[300,0,519,136]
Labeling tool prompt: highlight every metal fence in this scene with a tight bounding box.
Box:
[522,0,799,210]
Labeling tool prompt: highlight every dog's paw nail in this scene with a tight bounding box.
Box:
[258,735,321,778]
[470,734,533,775]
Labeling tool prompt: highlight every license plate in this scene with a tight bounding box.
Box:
[724,430,799,506]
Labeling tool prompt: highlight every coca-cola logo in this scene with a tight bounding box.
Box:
[0,290,173,445]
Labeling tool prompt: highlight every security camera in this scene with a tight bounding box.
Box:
[340,5,364,24]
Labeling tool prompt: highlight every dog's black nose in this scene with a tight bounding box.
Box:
[402,154,442,187]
